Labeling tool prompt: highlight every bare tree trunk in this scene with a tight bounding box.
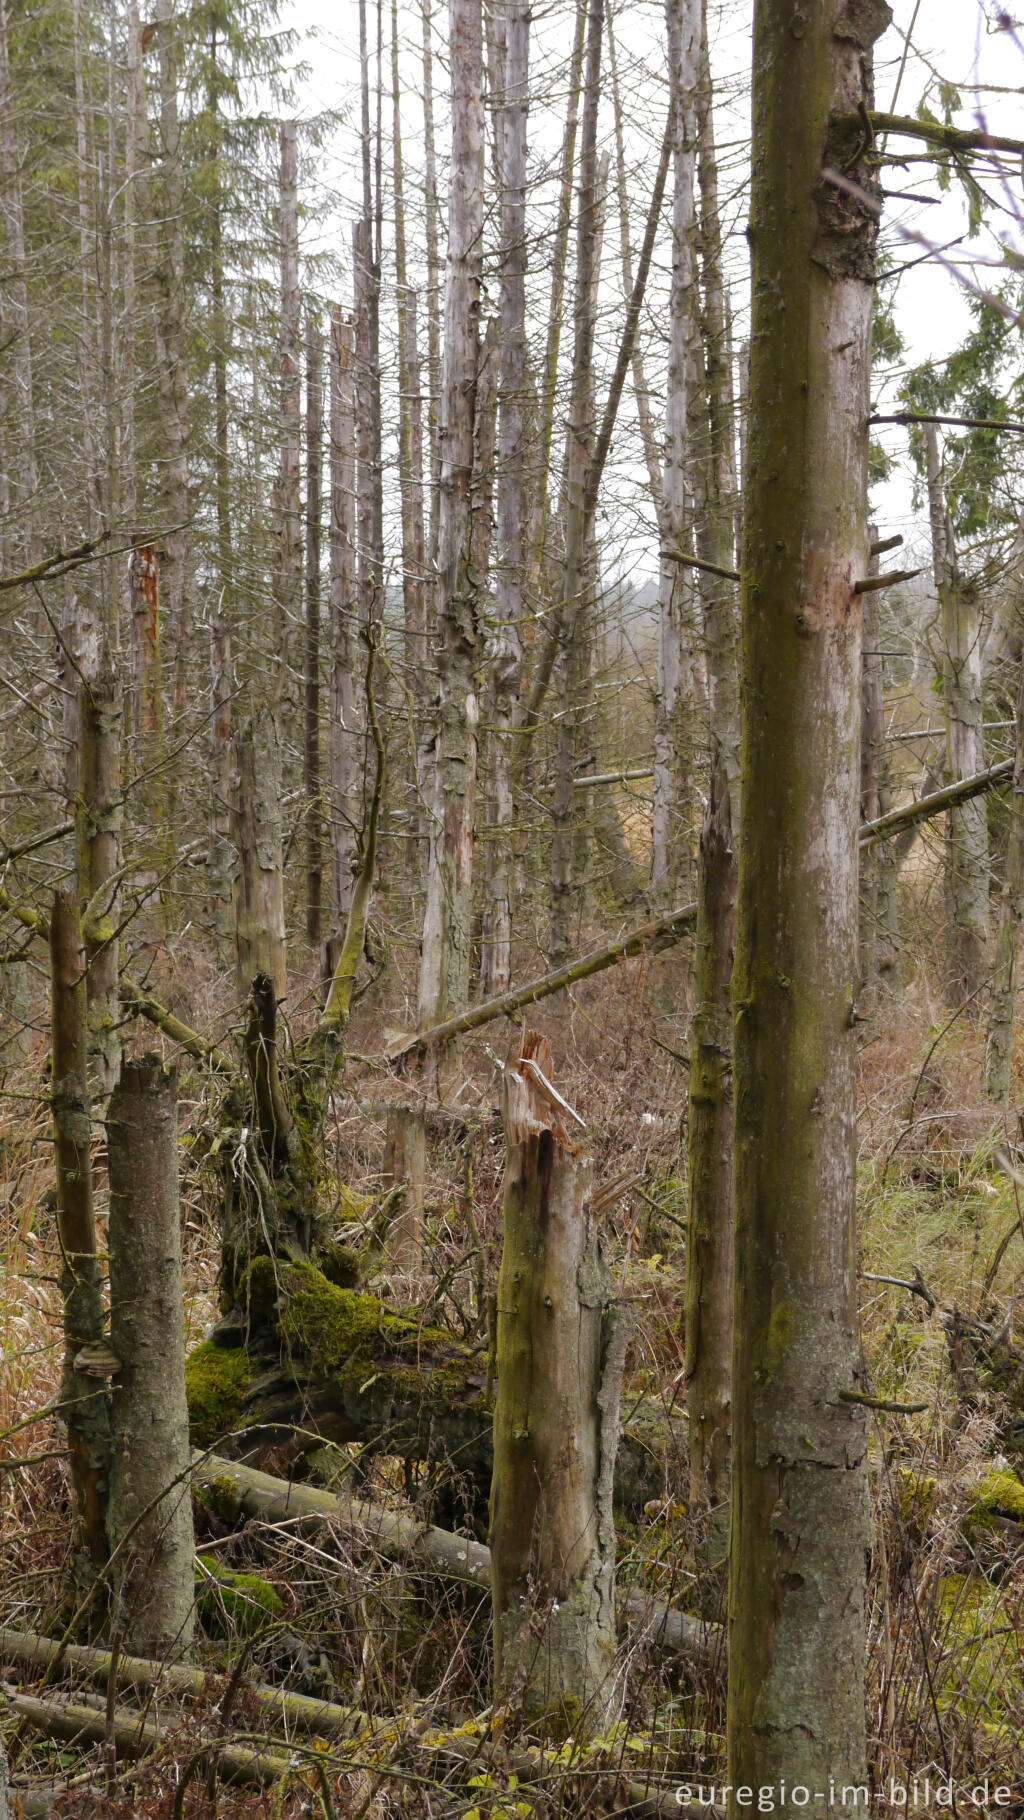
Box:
[391,4,430,882]
[232,709,287,1005]
[651,0,702,906]
[985,651,1024,1102]
[684,0,740,1516]
[210,613,234,964]
[417,0,485,1038]
[356,0,385,630]
[107,1057,195,1659]
[328,309,360,942]
[481,0,529,998]
[548,0,603,968]
[50,890,111,1576]
[490,1034,623,1730]
[382,1104,427,1274]
[128,543,166,927]
[925,422,988,1004]
[273,120,301,696]
[727,0,885,1804]
[154,0,196,803]
[0,0,39,564]
[76,667,123,1103]
[419,0,443,565]
[859,534,883,1003]
[305,309,324,949]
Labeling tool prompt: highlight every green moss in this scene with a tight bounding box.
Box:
[184,1344,251,1447]
[963,1467,1024,1543]
[196,1559,284,1638]
[318,1239,363,1289]
[894,1467,937,1533]
[935,1573,1022,1722]
[197,1472,245,1526]
[271,1260,480,1415]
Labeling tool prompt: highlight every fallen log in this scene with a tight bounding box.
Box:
[3,1689,293,1785]
[192,1453,720,1666]
[187,1261,684,1517]
[858,758,1013,851]
[0,1626,368,1744]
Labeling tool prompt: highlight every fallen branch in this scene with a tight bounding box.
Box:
[388,902,698,1064]
[119,980,233,1074]
[0,1627,368,1744]
[858,759,1013,850]
[193,1454,719,1665]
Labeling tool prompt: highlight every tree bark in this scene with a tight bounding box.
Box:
[49,890,111,1574]
[305,308,324,948]
[231,708,287,1005]
[925,421,988,1004]
[491,1033,623,1729]
[76,667,122,1103]
[985,651,1024,1102]
[107,1057,195,1659]
[273,120,301,696]
[209,612,234,964]
[382,1104,428,1273]
[328,307,360,940]
[416,0,485,1038]
[727,0,887,1807]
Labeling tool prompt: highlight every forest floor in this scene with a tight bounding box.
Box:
[2,876,1024,1815]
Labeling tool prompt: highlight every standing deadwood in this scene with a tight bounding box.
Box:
[77,667,123,1102]
[985,651,1024,1102]
[209,613,234,964]
[153,0,196,775]
[683,0,741,1517]
[925,422,988,1004]
[382,1105,428,1274]
[859,531,884,1003]
[391,4,430,877]
[128,543,166,928]
[652,0,702,906]
[416,0,485,1039]
[353,216,378,632]
[480,0,529,998]
[490,1032,624,1731]
[107,1057,195,1659]
[548,0,604,969]
[273,120,302,697]
[50,890,111,1573]
[231,708,287,1005]
[0,0,39,566]
[419,0,443,563]
[305,309,324,949]
[727,0,888,1807]
[328,309,360,944]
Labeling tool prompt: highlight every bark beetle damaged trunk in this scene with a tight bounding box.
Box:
[489,1032,625,1734]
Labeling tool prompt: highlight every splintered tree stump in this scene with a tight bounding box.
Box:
[382,1104,428,1273]
[489,1032,625,1732]
[107,1056,195,1658]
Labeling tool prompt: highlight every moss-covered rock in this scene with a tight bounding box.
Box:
[196,1558,284,1638]
[184,1343,252,1447]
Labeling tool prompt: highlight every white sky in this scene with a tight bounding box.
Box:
[279,0,1024,573]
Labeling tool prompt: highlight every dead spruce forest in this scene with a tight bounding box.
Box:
[4,0,1024,1813]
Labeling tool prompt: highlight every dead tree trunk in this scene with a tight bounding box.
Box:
[50,890,111,1575]
[128,543,166,936]
[925,422,988,1004]
[382,1104,428,1274]
[328,307,360,947]
[490,1033,623,1732]
[209,613,234,965]
[231,708,287,1005]
[273,120,301,697]
[417,0,485,1038]
[480,0,529,998]
[985,651,1024,1102]
[77,667,122,1103]
[305,308,324,949]
[107,1057,195,1659]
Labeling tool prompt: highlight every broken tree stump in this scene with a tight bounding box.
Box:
[490,1032,625,1731]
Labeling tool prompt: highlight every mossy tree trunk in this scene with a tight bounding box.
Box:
[727,0,887,1808]
[985,650,1024,1102]
[490,1033,624,1732]
[107,1057,195,1659]
[50,889,111,1575]
[327,306,360,946]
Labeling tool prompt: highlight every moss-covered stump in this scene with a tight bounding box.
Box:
[185,1260,685,1516]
